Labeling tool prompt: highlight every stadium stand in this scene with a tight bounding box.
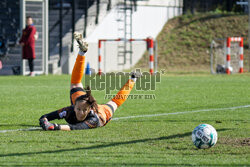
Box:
[0,0,45,75]
[0,0,106,75]
[0,0,122,75]
[0,0,21,75]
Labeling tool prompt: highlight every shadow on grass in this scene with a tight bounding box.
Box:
[0,128,229,158]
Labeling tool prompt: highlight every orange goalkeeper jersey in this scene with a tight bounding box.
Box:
[40,87,114,130]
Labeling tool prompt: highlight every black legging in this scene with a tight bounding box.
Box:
[28,58,34,72]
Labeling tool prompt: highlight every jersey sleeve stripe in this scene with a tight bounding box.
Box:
[104,104,115,114]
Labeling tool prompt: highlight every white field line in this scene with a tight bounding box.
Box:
[0,127,41,133]
[112,104,250,120]
[0,105,249,133]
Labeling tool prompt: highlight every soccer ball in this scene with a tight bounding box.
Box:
[192,124,218,149]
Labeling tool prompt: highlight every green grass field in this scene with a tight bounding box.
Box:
[0,74,249,166]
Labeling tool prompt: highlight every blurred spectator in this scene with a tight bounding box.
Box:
[0,36,7,57]
[19,16,37,76]
[0,60,2,70]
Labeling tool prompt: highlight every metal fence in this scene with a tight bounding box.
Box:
[48,0,111,66]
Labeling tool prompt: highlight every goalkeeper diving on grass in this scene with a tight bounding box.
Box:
[39,32,140,131]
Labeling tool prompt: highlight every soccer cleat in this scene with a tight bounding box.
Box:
[74,32,88,52]
[130,70,142,79]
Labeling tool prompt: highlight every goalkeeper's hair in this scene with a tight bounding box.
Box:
[75,86,98,112]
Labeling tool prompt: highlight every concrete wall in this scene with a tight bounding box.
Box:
[137,0,183,7]
[65,4,183,74]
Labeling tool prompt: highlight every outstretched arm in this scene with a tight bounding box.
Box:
[39,116,99,131]
[39,106,73,121]
[39,118,62,130]
[40,110,60,121]
[39,118,71,131]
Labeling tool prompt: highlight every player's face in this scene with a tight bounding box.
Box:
[74,101,91,121]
